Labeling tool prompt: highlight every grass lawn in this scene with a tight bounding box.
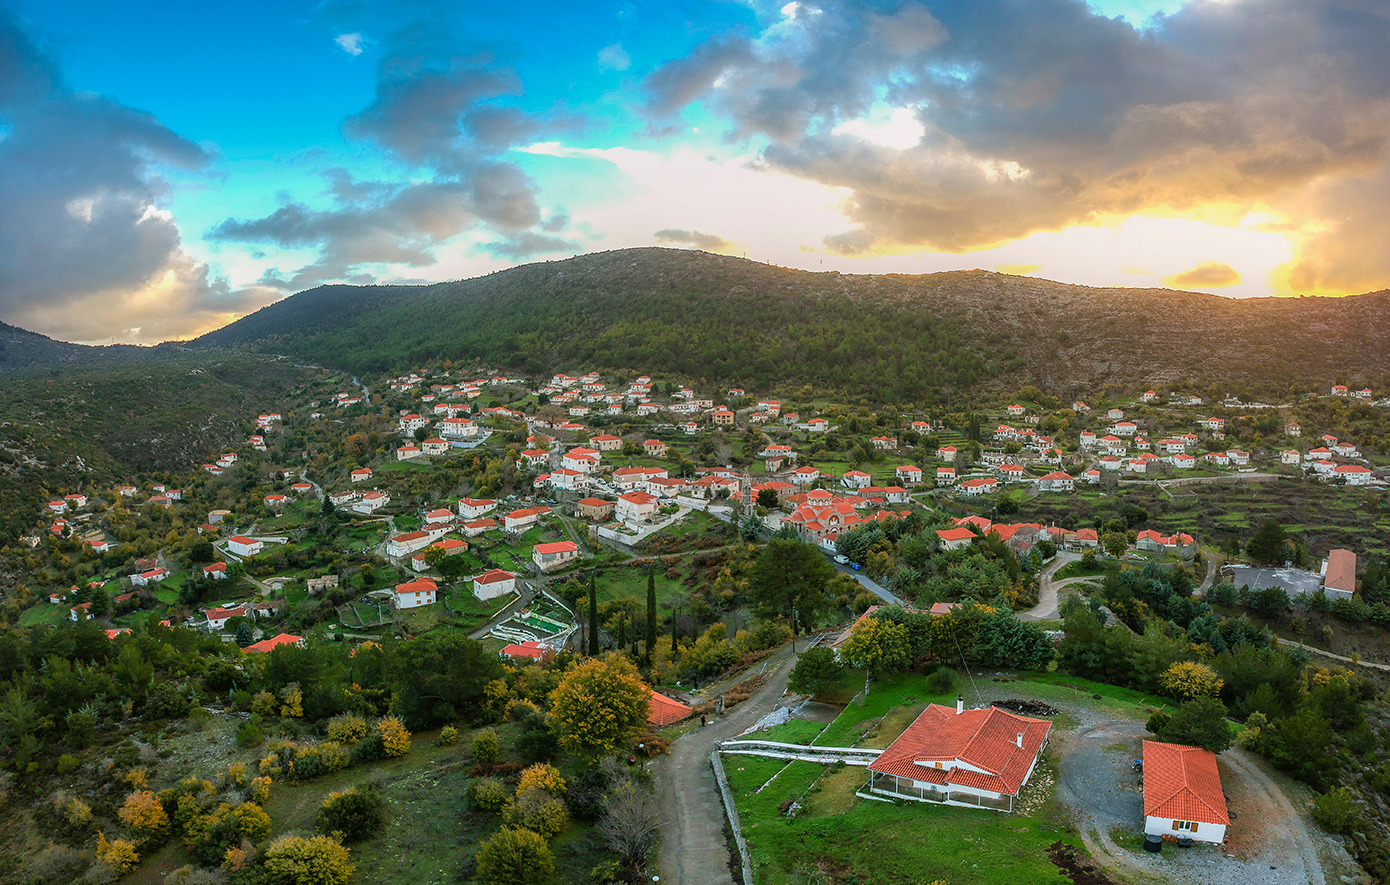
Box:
[1053,561,1109,581]
[726,755,1076,885]
[593,566,687,608]
[813,672,955,747]
[446,586,515,631]
[18,602,68,627]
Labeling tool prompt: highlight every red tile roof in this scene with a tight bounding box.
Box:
[868,704,1051,797]
[501,640,548,661]
[474,569,516,585]
[1142,740,1229,825]
[647,689,693,727]
[935,527,976,543]
[534,541,577,555]
[1324,548,1356,595]
[244,633,303,654]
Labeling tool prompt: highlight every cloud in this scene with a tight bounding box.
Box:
[335,32,365,55]
[220,17,588,287]
[654,228,732,252]
[0,10,274,343]
[1165,261,1243,289]
[995,264,1041,276]
[598,43,631,72]
[640,0,1390,290]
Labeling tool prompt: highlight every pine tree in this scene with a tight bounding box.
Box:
[587,570,599,656]
[645,569,657,667]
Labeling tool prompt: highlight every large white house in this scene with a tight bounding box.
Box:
[472,569,518,601]
[393,578,438,609]
[865,700,1051,812]
[228,536,264,558]
[616,490,659,523]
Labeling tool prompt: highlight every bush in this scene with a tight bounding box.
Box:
[471,728,499,765]
[325,714,369,745]
[263,834,356,885]
[315,786,385,843]
[516,764,566,797]
[1311,786,1360,834]
[440,726,459,746]
[467,778,510,813]
[925,666,957,694]
[95,833,139,875]
[503,788,570,839]
[118,791,170,843]
[57,754,80,774]
[351,733,385,765]
[236,721,264,749]
[475,827,554,885]
[376,717,411,758]
[251,691,278,717]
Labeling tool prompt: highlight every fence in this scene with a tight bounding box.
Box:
[708,749,755,885]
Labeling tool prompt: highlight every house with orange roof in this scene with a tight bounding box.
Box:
[644,439,667,457]
[533,540,582,571]
[1037,471,1074,492]
[501,640,550,662]
[896,464,922,485]
[865,699,1051,811]
[958,477,998,497]
[393,577,438,609]
[576,497,615,521]
[935,527,976,551]
[616,490,659,523]
[504,506,551,532]
[841,470,872,490]
[590,433,623,451]
[1322,549,1356,600]
[1142,740,1229,843]
[473,569,518,601]
[647,689,693,727]
[350,468,372,483]
[244,633,304,654]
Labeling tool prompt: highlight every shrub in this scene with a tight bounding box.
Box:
[516,763,566,798]
[315,786,385,843]
[471,728,499,765]
[350,733,385,765]
[467,778,510,812]
[475,827,554,885]
[95,833,139,875]
[249,776,271,804]
[186,802,272,866]
[440,726,459,746]
[376,717,411,758]
[57,754,80,774]
[262,834,356,885]
[1159,661,1224,701]
[925,666,957,694]
[236,721,264,749]
[118,791,170,842]
[1312,786,1360,834]
[251,691,278,717]
[504,788,570,839]
[325,714,369,745]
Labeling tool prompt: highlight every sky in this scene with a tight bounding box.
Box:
[1,0,1388,345]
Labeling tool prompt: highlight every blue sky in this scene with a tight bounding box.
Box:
[2,0,1387,343]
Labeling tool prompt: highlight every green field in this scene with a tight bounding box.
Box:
[593,565,688,608]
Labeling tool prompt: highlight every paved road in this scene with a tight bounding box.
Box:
[1275,637,1390,672]
[1019,553,1084,622]
[654,646,801,885]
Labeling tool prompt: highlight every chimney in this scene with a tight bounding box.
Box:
[956,696,964,715]
[1016,733,1024,748]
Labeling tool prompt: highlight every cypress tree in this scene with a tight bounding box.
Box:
[588,570,599,655]
[645,569,657,666]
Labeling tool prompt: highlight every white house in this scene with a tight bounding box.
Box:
[395,445,423,461]
[393,578,438,609]
[387,531,434,558]
[472,569,518,601]
[202,562,229,580]
[350,491,390,514]
[350,468,373,483]
[841,470,872,489]
[203,605,248,631]
[616,490,659,523]
[458,497,498,519]
[896,465,923,485]
[1336,464,1373,485]
[131,568,169,587]
[228,536,264,558]
[865,700,1051,812]
[1038,472,1074,492]
[532,541,581,571]
[958,477,998,496]
[1280,450,1301,465]
[504,506,551,533]
[1142,741,1229,844]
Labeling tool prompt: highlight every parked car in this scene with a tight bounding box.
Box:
[834,554,850,564]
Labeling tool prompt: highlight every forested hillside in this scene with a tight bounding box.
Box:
[197,248,1390,403]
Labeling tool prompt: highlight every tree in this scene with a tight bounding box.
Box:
[503,788,570,838]
[234,621,255,648]
[749,539,836,630]
[549,654,650,761]
[476,827,554,885]
[598,780,660,867]
[838,616,910,679]
[1102,532,1128,559]
[787,647,844,697]
[588,571,599,656]
[376,717,411,757]
[392,632,505,728]
[1159,662,1224,701]
[645,570,657,667]
[1247,519,1289,565]
[739,514,762,541]
[1149,697,1233,753]
[262,834,356,885]
[756,488,780,509]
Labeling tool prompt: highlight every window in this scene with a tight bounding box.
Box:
[1171,820,1197,832]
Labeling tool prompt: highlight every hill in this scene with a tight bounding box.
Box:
[0,321,173,374]
[196,248,1390,402]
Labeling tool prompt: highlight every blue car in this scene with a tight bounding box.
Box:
[851,562,862,571]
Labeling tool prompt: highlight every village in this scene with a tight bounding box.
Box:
[12,365,1390,885]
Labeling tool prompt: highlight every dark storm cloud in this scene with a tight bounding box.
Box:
[0,11,276,342]
[221,16,581,285]
[653,229,731,251]
[643,0,1390,289]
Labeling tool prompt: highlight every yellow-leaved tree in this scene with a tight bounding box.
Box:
[838,616,910,679]
[1159,661,1224,701]
[549,654,650,761]
[96,832,140,874]
[118,790,170,843]
[377,717,411,757]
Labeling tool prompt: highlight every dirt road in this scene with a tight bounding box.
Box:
[653,647,800,885]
